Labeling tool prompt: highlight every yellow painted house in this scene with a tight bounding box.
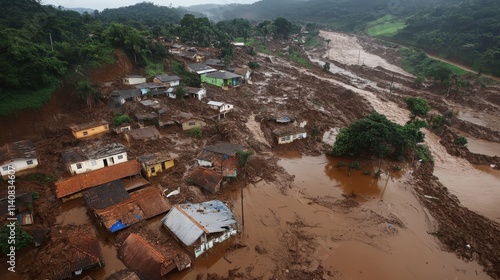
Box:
[70,120,109,139]
[137,152,175,178]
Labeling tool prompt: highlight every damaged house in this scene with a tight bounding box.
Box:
[0,192,34,225]
[172,112,205,131]
[273,127,307,144]
[0,140,39,177]
[189,167,223,194]
[137,152,175,178]
[201,71,242,89]
[162,200,239,258]
[32,224,104,279]
[61,142,128,175]
[123,75,146,85]
[118,233,191,280]
[94,187,171,232]
[196,142,245,177]
[69,120,109,139]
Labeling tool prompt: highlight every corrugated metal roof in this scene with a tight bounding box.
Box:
[125,126,161,140]
[0,140,37,164]
[204,71,242,80]
[203,142,245,156]
[61,142,127,164]
[162,200,237,246]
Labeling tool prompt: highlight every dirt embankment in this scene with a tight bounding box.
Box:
[413,162,500,279]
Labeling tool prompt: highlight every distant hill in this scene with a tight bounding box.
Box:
[64,7,95,14]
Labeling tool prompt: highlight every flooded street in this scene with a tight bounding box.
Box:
[170,154,489,279]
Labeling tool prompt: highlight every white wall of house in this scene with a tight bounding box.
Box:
[278,132,307,144]
[197,159,212,167]
[68,152,128,175]
[195,89,207,100]
[194,228,238,258]
[123,77,146,85]
[1,158,39,176]
[169,80,180,87]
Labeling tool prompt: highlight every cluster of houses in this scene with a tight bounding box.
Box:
[1,119,250,279]
[0,40,311,278]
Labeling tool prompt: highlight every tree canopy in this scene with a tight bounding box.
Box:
[331,112,426,160]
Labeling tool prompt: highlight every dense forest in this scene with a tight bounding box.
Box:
[198,0,499,76]
[396,0,500,76]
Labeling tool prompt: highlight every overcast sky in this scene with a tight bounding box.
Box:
[41,0,257,11]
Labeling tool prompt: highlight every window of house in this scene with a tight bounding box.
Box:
[117,155,124,160]
[2,166,8,171]
[285,136,291,140]
[189,121,196,126]
[91,160,97,166]
[83,131,88,136]
[150,167,156,173]
[280,137,287,142]
[26,160,33,165]
[76,163,82,169]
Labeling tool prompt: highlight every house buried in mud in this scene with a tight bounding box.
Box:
[0,139,39,177]
[189,167,223,194]
[0,192,34,225]
[94,186,171,232]
[118,233,191,280]
[197,142,245,177]
[161,200,239,258]
[69,120,109,139]
[32,224,104,279]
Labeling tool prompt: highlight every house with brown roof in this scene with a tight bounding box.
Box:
[137,152,175,178]
[154,74,181,87]
[273,127,307,144]
[55,160,142,200]
[94,187,171,232]
[161,200,239,258]
[196,142,245,177]
[32,224,104,280]
[172,112,205,131]
[123,126,161,141]
[118,233,191,280]
[0,140,39,177]
[61,142,128,175]
[189,167,223,194]
[232,67,251,80]
[69,120,109,139]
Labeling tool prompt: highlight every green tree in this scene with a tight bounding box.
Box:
[0,222,33,254]
[405,97,430,121]
[323,62,330,72]
[273,17,293,39]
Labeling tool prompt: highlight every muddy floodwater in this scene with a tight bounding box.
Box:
[170,154,489,279]
[466,137,500,157]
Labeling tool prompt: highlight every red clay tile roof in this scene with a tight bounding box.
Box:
[94,187,171,231]
[118,233,190,280]
[55,160,141,198]
[32,224,103,280]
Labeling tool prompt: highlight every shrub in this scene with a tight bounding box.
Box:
[0,222,33,254]
[455,136,468,146]
[363,170,371,176]
[188,127,202,138]
[114,113,131,126]
[415,145,434,163]
[248,61,260,69]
